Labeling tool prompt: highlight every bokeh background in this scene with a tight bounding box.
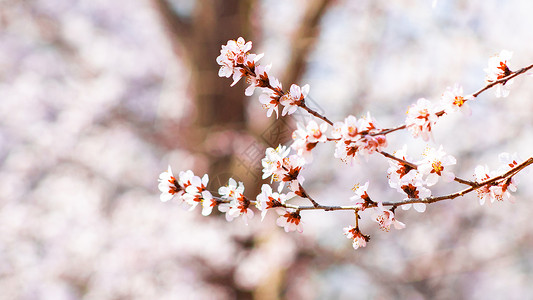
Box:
[2,0,533,299]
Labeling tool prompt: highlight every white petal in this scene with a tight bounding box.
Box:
[202,204,213,216]
[160,193,173,202]
[401,204,411,210]
[201,174,209,186]
[413,203,426,213]
[245,85,255,96]
[393,220,406,230]
[425,174,439,186]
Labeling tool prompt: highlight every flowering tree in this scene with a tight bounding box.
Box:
[159,37,533,250]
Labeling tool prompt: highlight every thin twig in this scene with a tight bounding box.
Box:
[300,103,334,125]
[472,64,533,97]
[378,151,478,187]
[297,182,321,207]
[372,65,533,137]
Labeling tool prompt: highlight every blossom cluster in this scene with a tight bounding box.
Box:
[331,114,387,163]
[484,50,514,98]
[291,120,328,162]
[217,178,254,224]
[158,166,216,216]
[405,50,514,141]
[158,166,217,216]
[343,226,369,250]
[405,85,472,142]
[386,145,457,212]
[474,153,519,205]
[261,145,306,195]
[216,37,310,118]
[157,38,530,251]
[349,183,406,232]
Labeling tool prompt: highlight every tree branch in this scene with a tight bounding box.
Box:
[282,0,333,86]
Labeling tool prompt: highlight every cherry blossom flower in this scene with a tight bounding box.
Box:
[474,165,491,205]
[291,120,328,162]
[225,200,255,225]
[405,98,439,141]
[474,165,517,205]
[498,152,520,169]
[304,120,328,144]
[357,135,387,159]
[183,174,210,210]
[245,64,271,96]
[332,113,381,142]
[216,37,263,87]
[157,167,193,202]
[279,84,309,116]
[218,201,254,224]
[484,50,513,98]
[276,208,303,233]
[256,184,291,220]
[387,145,418,189]
[332,114,387,163]
[216,37,252,78]
[259,77,283,118]
[395,171,429,213]
[489,178,517,203]
[216,178,254,224]
[350,181,372,211]
[263,153,306,199]
[230,53,264,87]
[332,115,361,140]
[418,145,456,186]
[441,84,472,116]
[218,178,245,200]
[343,226,369,250]
[201,191,217,216]
[261,145,306,189]
[158,166,182,202]
[372,202,405,231]
[333,141,360,164]
[261,145,291,181]
[279,154,306,183]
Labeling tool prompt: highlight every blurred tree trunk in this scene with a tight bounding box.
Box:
[152,0,258,193]
[281,0,331,86]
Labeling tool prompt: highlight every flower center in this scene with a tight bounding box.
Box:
[431,161,444,175]
[453,96,465,107]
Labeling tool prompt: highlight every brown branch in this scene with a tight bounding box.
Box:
[379,150,417,169]
[472,63,533,97]
[372,64,533,136]
[208,157,532,217]
[297,182,321,207]
[381,156,533,207]
[300,103,334,125]
[378,151,478,187]
[282,0,333,86]
[241,64,335,125]
[481,157,533,186]
[374,124,407,136]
